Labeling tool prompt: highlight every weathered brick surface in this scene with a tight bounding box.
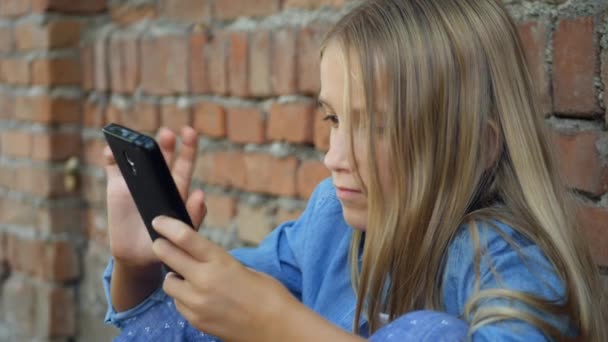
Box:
[0,1,607,340]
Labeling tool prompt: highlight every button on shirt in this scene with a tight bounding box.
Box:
[103,178,568,341]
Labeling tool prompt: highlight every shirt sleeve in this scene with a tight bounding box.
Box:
[103,179,332,331]
[442,222,571,341]
[369,311,469,342]
[103,258,221,341]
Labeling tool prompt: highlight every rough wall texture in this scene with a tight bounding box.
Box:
[0,0,605,340]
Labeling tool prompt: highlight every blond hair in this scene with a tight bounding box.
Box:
[321,0,607,340]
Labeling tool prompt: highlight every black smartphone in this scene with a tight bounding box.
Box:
[102,123,194,271]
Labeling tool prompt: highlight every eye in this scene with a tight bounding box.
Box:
[322,114,339,127]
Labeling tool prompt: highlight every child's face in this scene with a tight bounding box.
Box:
[319,42,391,231]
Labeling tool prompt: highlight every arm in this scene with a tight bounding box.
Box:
[443,222,570,341]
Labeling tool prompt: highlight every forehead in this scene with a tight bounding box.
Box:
[319,41,387,113]
[319,42,366,111]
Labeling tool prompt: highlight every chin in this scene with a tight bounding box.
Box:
[342,208,367,231]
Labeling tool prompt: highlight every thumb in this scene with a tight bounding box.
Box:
[103,145,122,179]
[186,189,207,230]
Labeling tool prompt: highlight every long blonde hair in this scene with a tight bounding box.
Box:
[321,0,607,340]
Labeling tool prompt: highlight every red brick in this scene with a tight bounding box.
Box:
[193,101,226,137]
[3,275,36,337]
[39,240,79,282]
[553,16,601,116]
[1,130,32,158]
[194,150,247,188]
[127,101,160,133]
[161,102,192,132]
[80,44,94,90]
[551,129,608,196]
[215,0,279,20]
[37,206,84,235]
[109,33,140,93]
[140,35,167,95]
[0,231,6,264]
[0,164,15,188]
[577,206,608,266]
[17,166,72,197]
[15,95,81,124]
[226,106,266,144]
[83,138,106,168]
[83,97,106,128]
[236,202,274,244]
[313,107,330,151]
[204,194,236,227]
[167,36,189,93]
[0,91,14,119]
[517,21,551,116]
[93,36,110,91]
[85,208,109,247]
[105,102,124,126]
[41,285,76,337]
[249,30,272,97]
[267,101,314,143]
[141,35,189,95]
[0,25,14,53]
[228,31,249,97]
[110,2,157,26]
[603,51,607,124]
[283,0,345,9]
[15,19,82,51]
[8,237,79,282]
[297,24,327,95]
[244,153,298,196]
[0,0,30,17]
[190,30,209,93]
[1,198,31,225]
[207,30,228,95]
[31,132,81,161]
[32,0,106,13]
[1,58,30,85]
[297,159,330,199]
[271,28,297,95]
[31,57,81,86]
[81,173,105,205]
[160,0,210,22]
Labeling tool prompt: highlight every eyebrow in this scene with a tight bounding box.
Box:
[317,97,336,113]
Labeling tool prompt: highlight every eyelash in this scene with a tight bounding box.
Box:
[322,114,339,126]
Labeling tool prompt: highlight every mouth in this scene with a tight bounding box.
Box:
[335,186,362,201]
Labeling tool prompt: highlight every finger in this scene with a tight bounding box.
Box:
[157,127,177,167]
[172,126,198,199]
[103,145,122,178]
[152,216,220,262]
[152,238,200,278]
[186,189,207,229]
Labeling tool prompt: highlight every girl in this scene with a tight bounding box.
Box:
[103,0,607,340]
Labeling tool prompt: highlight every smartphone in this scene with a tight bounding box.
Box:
[102,123,194,271]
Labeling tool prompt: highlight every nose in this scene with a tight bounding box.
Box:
[323,128,350,173]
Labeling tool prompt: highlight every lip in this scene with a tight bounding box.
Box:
[335,186,362,201]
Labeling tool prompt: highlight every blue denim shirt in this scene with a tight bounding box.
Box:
[103,178,567,341]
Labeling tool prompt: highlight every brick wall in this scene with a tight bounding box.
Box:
[0,0,605,340]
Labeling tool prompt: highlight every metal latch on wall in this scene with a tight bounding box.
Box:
[63,156,79,192]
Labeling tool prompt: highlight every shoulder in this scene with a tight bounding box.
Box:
[305,177,342,216]
[442,220,565,315]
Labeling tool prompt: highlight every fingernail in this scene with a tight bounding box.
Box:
[165,272,175,280]
[152,216,162,229]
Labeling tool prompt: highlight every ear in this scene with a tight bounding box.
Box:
[484,119,502,170]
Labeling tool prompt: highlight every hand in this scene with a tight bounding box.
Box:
[151,216,300,342]
[104,127,207,269]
